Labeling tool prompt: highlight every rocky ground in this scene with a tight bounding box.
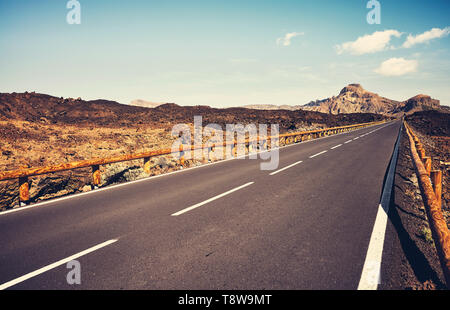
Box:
[0,92,389,210]
[381,110,449,290]
[406,110,449,221]
[0,120,179,209]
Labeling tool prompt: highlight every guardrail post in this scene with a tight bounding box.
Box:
[179,145,185,166]
[260,139,265,150]
[273,137,279,148]
[415,139,422,147]
[416,145,423,159]
[431,170,442,208]
[208,145,214,162]
[419,148,426,161]
[92,165,101,187]
[424,157,432,175]
[143,157,151,174]
[416,143,422,154]
[19,176,30,206]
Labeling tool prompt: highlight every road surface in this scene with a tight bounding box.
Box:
[0,120,402,289]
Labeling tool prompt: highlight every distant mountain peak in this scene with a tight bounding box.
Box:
[301,83,440,116]
[339,83,365,95]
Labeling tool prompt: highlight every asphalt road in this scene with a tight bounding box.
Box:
[0,120,402,290]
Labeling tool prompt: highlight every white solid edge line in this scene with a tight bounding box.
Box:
[357,204,388,290]
[269,161,303,176]
[171,182,254,216]
[0,239,118,290]
[1,121,392,217]
[309,150,327,158]
[330,144,342,150]
[358,121,401,290]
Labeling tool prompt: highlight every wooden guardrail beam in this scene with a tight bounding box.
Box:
[0,148,174,181]
[0,120,385,182]
[0,119,386,206]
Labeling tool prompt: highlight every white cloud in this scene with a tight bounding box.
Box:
[374,58,418,76]
[403,27,450,48]
[336,30,402,55]
[276,32,304,46]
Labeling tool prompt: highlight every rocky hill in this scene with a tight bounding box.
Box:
[302,84,402,115]
[303,84,443,116]
[244,84,442,116]
[400,94,441,114]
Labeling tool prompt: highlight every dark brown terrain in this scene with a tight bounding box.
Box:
[0,91,389,209]
[0,91,388,130]
[406,110,450,217]
[381,109,450,290]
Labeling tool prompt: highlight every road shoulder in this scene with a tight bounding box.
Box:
[380,129,446,290]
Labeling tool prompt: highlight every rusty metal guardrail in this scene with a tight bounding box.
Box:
[404,121,450,288]
[0,120,386,206]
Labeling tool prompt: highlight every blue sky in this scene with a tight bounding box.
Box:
[1,0,449,107]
